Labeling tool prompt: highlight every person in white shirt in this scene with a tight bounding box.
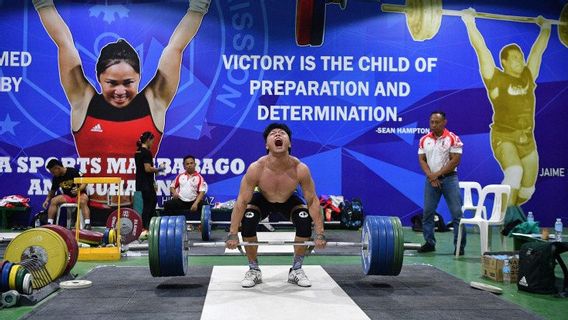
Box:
[164,155,207,216]
[417,111,466,256]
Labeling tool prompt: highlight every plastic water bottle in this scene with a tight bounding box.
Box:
[555,218,563,242]
[527,211,534,224]
[502,259,511,284]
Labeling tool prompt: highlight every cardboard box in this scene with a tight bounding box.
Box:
[481,251,519,282]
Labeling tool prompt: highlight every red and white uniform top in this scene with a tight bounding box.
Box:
[170,171,208,202]
[418,128,463,173]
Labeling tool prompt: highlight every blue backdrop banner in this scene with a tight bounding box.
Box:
[0,0,567,226]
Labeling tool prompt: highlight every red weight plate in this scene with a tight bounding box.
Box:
[72,229,104,245]
[296,0,314,46]
[106,208,143,244]
[42,224,79,274]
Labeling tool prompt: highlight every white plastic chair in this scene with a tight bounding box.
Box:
[55,203,84,229]
[455,184,511,257]
[459,181,486,218]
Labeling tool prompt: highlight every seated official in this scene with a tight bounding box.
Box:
[43,159,92,229]
[163,155,207,217]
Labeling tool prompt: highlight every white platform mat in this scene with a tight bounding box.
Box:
[200,265,370,320]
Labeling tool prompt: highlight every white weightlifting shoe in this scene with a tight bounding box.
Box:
[288,268,311,287]
[241,269,262,288]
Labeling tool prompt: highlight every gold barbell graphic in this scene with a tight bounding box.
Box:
[295,0,567,47]
[380,0,568,45]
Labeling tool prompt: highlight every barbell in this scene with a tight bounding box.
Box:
[381,0,568,45]
[148,215,421,278]
[195,205,344,241]
[295,0,567,46]
[296,0,347,46]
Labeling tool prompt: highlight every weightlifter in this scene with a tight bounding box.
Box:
[461,8,551,207]
[43,159,92,229]
[225,123,327,288]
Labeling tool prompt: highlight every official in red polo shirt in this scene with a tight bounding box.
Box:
[417,111,466,256]
[164,155,207,217]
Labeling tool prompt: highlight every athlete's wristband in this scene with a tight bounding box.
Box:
[33,0,54,11]
[188,0,210,14]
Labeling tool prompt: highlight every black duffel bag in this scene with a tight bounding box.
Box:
[517,241,568,296]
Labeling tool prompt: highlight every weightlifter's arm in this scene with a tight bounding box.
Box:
[461,8,496,81]
[71,183,88,196]
[33,0,95,113]
[527,16,551,80]
[147,0,210,115]
[298,163,326,248]
[226,163,259,247]
[43,190,55,209]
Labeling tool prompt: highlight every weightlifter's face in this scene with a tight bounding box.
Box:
[266,129,290,155]
[502,50,525,77]
[49,165,65,177]
[98,62,140,108]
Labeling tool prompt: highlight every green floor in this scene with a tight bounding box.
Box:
[2,227,567,320]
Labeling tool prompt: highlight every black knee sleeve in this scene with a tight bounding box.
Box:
[291,207,312,237]
[241,208,261,237]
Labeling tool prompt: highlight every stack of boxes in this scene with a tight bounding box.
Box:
[481,252,519,282]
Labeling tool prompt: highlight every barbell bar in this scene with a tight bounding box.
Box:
[187,240,421,250]
[380,0,568,45]
[189,218,342,241]
[148,215,420,278]
[196,205,350,241]
[186,220,343,225]
[192,241,363,247]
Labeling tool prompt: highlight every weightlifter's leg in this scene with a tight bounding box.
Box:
[240,206,262,288]
[289,206,313,287]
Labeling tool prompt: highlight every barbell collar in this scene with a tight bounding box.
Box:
[404,243,422,250]
[381,3,407,13]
